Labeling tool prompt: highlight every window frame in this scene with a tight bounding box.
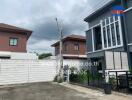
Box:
[64,43,68,51]
[87,16,123,53]
[101,16,123,49]
[74,43,79,51]
[9,37,18,46]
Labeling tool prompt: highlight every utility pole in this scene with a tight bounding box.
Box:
[55,18,63,80]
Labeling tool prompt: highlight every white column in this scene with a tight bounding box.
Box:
[105,19,108,48]
[113,16,118,46]
[108,17,113,47]
[118,16,123,46]
[67,69,70,83]
[100,20,104,49]
[92,29,95,51]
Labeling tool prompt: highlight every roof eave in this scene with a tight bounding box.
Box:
[84,0,116,22]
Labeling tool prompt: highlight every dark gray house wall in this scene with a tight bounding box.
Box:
[127,0,132,8]
[85,0,132,55]
[87,1,121,28]
[85,1,125,54]
[86,30,93,52]
[88,10,112,28]
[125,3,132,52]
[125,9,132,44]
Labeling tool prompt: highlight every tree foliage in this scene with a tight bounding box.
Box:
[38,53,52,59]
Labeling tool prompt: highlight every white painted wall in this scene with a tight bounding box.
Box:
[11,52,38,60]
[0,58,87,85]
[55,59,88,74]
[63,59,87,70]
[0,51,38,60]
[0,60,57,85]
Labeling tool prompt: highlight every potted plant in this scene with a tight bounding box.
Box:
[104,82,112,94]
[103,72,112,94]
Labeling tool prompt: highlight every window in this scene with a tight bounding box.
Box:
[64,44,68,51]
[111,24,116,46]
[115,22,121,45]
[110,17,113,22]
[9,38,18,46]
[101,16,122,49]
[74,43,79,51]
[93,26,102,50]
[103,28,107,48]
[88,16,123,53]
[107,26,111,47]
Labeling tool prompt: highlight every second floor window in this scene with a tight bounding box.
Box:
[9,38,18,46]
[74,43,79,51]
[64,44,68,51]
[101,16,122,49]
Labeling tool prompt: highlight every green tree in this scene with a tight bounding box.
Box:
[38,53,52,59]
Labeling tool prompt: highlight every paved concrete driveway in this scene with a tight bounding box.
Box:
[0,82,131,100]
[0,82,96,100]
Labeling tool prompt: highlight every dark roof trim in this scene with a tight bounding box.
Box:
[51,35,86,47]
[84,0,116,22]
[0,23,32,39]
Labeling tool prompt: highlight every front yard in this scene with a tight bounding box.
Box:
[0,82,96,100]
[0,82,131,100]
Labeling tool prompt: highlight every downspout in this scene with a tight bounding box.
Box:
[120,0,132,69]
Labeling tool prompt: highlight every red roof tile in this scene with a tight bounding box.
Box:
[51,34,86,46]
[0,23,32,33]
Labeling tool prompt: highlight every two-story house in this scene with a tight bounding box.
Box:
[51,34,87,70]
[84,0,132,74]
[0,23,37,59]
[52,34,86,59]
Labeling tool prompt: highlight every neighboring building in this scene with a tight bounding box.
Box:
[0,23,38,59]
[52,34,87,59]
[84,0,132,74]
[51,34,87,70]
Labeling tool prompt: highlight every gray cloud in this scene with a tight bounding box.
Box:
[31,20,59,40]
[0,0,110,53]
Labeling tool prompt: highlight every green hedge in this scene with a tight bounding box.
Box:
[70,70,103,83]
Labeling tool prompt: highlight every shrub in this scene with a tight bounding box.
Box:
[70,69,88,83]
[109,77,117,90]
[70,74,79,83]
[53,75,63,83]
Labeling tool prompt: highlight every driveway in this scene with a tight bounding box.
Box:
[0,82,131,100]
[0,82,97,100]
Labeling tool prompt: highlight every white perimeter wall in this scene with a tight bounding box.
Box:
[0,60,57,85]
[11,52,38,60]
[63,59,87,70]
[0,59,87,85]
[55,59,88,73]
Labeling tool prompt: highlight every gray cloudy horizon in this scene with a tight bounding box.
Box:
[0,0,111,54]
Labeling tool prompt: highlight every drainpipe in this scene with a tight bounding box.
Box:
[120,0,132,69]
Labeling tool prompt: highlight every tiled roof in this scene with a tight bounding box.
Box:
[51,34,86,46]
[66,34,86,40]
[0,23,32,33]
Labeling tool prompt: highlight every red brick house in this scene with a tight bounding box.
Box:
[0,23,37,59]
[52,34,87,59]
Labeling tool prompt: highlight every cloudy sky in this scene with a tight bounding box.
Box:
[0,0,111,54]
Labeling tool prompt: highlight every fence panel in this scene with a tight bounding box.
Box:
[0,60,57,85]
[29,60,57,83]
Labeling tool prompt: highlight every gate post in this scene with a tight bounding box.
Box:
[87,70,89,85]
[126,71,129,89]
[67,69,70,83]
